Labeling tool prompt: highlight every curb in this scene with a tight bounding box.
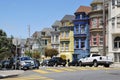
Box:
[0,70,24,79]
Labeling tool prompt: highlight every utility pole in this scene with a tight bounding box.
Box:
[103,0,106,56]
[28,25,31,57]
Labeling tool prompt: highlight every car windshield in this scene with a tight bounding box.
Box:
[20,57,32,61]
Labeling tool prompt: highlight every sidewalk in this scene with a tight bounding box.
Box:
[0,70,24,79]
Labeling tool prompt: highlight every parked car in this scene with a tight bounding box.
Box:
[1,60,11,69]
[33,59,40,69]
[0,61,2,69]
[78,54,113,67]
[68,59,79,66]
[48,57,66,67]
[40,59,49,66]
[15,56,35,70]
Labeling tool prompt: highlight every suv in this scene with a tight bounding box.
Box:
[48,57,66,67]
[15,56,34,70]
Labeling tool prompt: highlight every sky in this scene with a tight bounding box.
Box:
[0,0,93,39]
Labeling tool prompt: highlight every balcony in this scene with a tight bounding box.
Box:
[74,34,87,38]
[90,27,103,32]
[60,37,70,42]
[51,41,60,45]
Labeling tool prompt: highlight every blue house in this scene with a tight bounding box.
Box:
[73,6,91,60]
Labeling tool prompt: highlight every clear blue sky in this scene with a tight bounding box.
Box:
[0,0,92,38]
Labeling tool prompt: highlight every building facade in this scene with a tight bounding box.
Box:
[73,6,91,60]
[59,15,74,61]
[108,0,120,65]
[89,0,108,55]
[51,21,61,53]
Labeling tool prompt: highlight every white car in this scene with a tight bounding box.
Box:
[78,54,113,67]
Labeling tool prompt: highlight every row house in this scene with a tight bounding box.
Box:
[31,28,53,57]
[89,0,108,55]
[51,21,61,53]
[108,0,120,65]
[59,15,75,61]
[73,6,91,60]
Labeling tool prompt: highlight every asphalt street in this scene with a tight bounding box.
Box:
[2,67,120,80]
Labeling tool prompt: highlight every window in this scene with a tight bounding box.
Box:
[80,14,82,19]
[81,25,85,34]
[55,27,57,31]
[112,17,115,26]
[75,40,79,48]
[112,0,115,6]
[76,26,79,33]
[81,38,85,48]
[99,33,103,45]
[61,43,64,51]
[65,43,69,51]
[65,31,69,37]
[52,36,54,42]
[117,16,120,28]
[92,18,97,28]
[117,0,120,7]
[56,35,59,42]
[92,5,97,10]
[92,54,100,57]
[63,22,67,26]
[45,40,47,45]
[114,37,120,48]
[81,41,85,48]
[114,53,120,62]
[61,32,64,37]
[41,32,45,36]
[99,18,103,26]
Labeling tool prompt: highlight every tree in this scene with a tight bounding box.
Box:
[32,50,41,59]
[25,50,32,57]
[45,48,59,58]
[0,29,15,60]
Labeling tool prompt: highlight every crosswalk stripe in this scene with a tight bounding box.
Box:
[33,67,119,74]
[33,69,50,74]
[4,75,54,80]
[59,67,76,71]
[46,68,64,72]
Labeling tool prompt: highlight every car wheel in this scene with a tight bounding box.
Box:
[63,64,66,67]
[79,62,82,67]
[93,61,98,67]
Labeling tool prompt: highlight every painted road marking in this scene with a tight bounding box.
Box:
[3,75,54,80]
[33,69,50,74]
[46,68,64,72]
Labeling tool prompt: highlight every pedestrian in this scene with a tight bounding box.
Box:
[68,59,70,63]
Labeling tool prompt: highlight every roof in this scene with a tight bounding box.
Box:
[61,15,75,22]
[75,6,91,14]
[41,28,54,36]
[91,0,103,5]
[52,20,62,27]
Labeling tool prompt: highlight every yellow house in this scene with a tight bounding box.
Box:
[59,15,74,61]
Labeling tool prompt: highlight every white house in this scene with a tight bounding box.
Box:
[108,0,120,66]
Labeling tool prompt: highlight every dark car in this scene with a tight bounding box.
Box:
[0,61,2,69]
[33,59,40,69]
[48,57,66,67]
[1,60,11,69]
[68,59,79,66]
